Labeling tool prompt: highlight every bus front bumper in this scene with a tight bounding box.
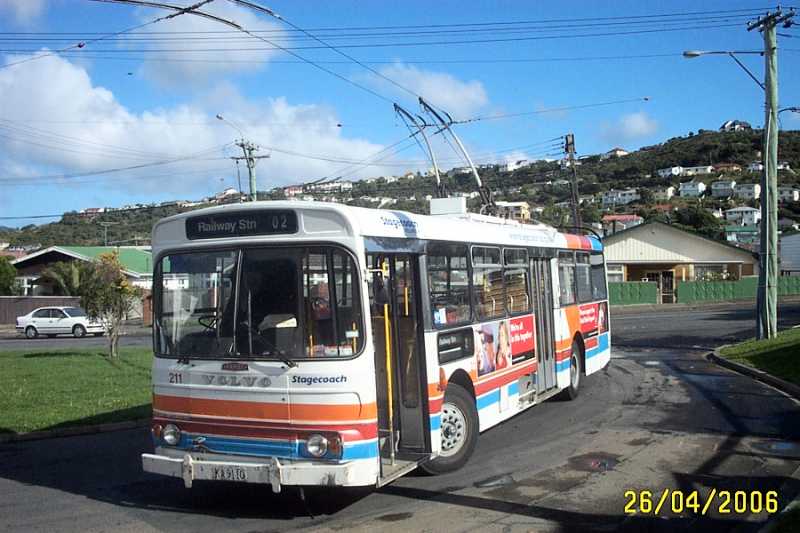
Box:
[142,453,363,493]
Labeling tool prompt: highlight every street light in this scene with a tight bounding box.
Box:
[215,113,245,140]
[682,50,765,90]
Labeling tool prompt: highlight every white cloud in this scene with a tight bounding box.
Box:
[600,111,658,144]
[374,62,489,119]
[0,52,390,195]
[0,0,45,25]
[131,1,285,87]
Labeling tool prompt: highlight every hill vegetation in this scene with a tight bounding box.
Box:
[3,128,800,247]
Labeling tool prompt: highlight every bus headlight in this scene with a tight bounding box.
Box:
[306,434,328,457]
[162,424,181,446]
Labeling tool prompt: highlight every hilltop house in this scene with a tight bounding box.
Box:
[711,180,736,198]
[495,201,531,221]
[747,162,764,172]
[657,166,683,178]
[603,221,759,303]
[679,180,706,197]
[653,186,675,201]
[602,188,640,206]
[713,163,742,173]
[505,160,530,172]
[725,206,761,226]
[720,119,752,132]
[682,165,714,176]
[736,183,761,200]
[778,187,800,203]
[601,147,629,160]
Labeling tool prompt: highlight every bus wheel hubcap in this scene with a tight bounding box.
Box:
[440,403,466,457]
[571,354,579,388]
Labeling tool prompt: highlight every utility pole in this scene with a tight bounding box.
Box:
[748,8,795,340]
[230,141,269,202]
[98,221,119,247]
[564,133,581,228]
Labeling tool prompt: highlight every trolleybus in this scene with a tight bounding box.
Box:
[142,200,610,491]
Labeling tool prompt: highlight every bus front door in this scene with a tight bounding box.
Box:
[533,258,557,392]
[368,253,430,480]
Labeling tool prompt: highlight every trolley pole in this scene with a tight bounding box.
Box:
[749,8,794,339]
[564,133,581,228]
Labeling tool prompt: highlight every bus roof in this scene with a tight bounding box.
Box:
[152,201,602,254]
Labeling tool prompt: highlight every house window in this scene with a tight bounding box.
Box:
[606,264,624,283]
[695,264,725,281]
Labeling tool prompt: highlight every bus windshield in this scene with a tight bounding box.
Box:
[155,246,363,360]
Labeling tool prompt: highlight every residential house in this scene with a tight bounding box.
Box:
[725,206,761,226]
[780,232,800,274]
[711,179,736,198]
[747,161,764,172]
[778,161,792,171]
[719,119,751,132]
[579,194,597,205]
[602,188,640,206]
[600,147,629,160]
[11,246,153,297]
[778,187,800,203]
[78,207,106,218]
[713,163,742,173]
[679,180,706,197]
[657,166,683,178]
[602,221,759,303]
[653,186,675,201]
[778,218,800,231]
[682,165,714,176]
[736,183,761,200]
[495,201,531,222]
[601,214,643,235]
[283,185,303,197]
[505,159,530,172]
[725,225,759,250]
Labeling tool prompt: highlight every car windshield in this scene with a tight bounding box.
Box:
[155,246,363,360]
[64,307,86,317]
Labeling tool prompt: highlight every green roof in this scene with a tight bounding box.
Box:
[724,225,758,233]
[60,246,152,275]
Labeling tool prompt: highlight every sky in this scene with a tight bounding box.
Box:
[1,0,798,225]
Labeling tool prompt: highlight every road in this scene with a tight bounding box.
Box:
[1,302,799,532]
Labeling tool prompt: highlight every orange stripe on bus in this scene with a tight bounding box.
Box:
[153,394,376,422]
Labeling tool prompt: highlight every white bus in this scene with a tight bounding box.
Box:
[142,200,610,491]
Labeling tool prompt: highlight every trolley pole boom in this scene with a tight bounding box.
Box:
[394,104,446,198]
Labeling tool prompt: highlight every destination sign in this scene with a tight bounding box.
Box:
[186,210,298,240]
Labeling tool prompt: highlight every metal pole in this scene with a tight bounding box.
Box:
[759,22,779,339]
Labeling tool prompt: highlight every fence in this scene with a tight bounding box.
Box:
[0,296,80,324]
[608,282,659,306]
[676,276,800,304]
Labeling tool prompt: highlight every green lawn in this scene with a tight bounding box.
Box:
[0,347,153,435]
[719,327,800,386]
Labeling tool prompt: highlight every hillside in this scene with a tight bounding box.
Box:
[3,128,800,247]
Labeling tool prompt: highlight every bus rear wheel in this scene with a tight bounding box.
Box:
[559,339,583,401]
[420,382,478,474]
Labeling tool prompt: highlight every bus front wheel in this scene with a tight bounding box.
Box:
[420,382,478,474]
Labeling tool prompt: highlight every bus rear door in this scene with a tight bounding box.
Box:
[532,257,557,392]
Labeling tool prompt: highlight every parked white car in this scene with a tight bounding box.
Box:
[16,307,106,339]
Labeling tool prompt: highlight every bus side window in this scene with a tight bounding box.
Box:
[503,248,530,314]
[472,246,504,320]
[427,244,471,327]
[590,253,608,301]
[576,252,592,303]
[558,251,576,306]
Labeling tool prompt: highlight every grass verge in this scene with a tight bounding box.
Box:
[719,327,800,387]
[0,347,152,435]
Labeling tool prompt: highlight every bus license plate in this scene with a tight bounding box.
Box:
[212,465,247,482]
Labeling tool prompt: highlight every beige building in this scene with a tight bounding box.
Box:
[603,222,759,303]
[495,201,531,221]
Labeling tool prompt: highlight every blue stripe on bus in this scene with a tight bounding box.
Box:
[476,389,500,410]
[586,333,609,359]
[430,414,441,431]
[508,381,519,396]
[589,237,603,251]
[174,433,378,461]
[556,358,571,373]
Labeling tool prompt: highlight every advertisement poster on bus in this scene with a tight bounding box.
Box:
[475,315,536,377]
[578,301,608,336]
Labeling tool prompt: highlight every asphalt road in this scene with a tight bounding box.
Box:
[1,303,799,532]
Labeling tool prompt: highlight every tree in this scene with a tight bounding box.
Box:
[38,261,86,296]
[80,252,143,357]
[0,256,17,295]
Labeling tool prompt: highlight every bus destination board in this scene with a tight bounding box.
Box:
[186,211,298,240]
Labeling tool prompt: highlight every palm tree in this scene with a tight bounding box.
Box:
[38,261,85,296]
